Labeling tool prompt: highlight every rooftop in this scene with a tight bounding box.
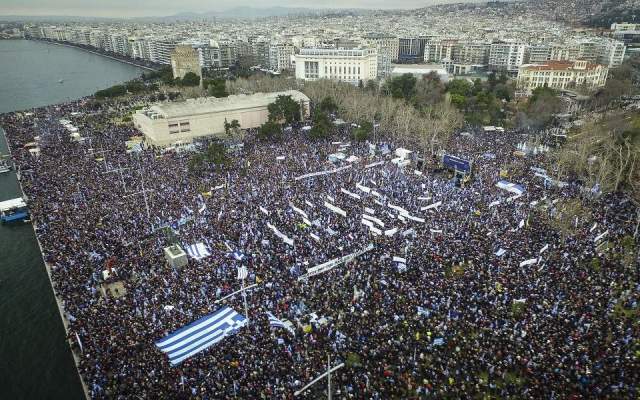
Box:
[0,198,27,212]
[141,90,310,119]
[521,60,602,71]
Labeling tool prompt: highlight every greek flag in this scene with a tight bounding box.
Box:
[266,312,295,335]
[237,266,248,280]
[417,306,431,317]
[231,251,246,261]
[155,307,247,366]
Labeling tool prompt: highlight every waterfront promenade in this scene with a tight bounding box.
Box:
[34,39,159,72]
[1,128,90,400]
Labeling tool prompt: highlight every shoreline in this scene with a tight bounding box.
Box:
[30,38,160,72]
[1,126,91,400]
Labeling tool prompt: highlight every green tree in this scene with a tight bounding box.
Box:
[180,72,201,87]
[206,78,229,98]
[450,94,467,110]
[384,73,417,100]
[365,79,378,93]
[318,96,338,114]
[309,111,332,140]
[188,153,206,173]
[446,79,474,97]
[352,121,373,142]
[204,141,228,165]
[224,119,241,138]
[257,120,283,142]
[95,84,127,99]
[268,95,301,124]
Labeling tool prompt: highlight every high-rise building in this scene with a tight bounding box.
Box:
[364,33,399,62]
[269,43,296,72]
[489,41,526,73]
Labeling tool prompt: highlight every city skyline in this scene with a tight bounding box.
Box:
[0,0,491,18]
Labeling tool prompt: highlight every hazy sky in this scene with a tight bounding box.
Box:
[0,0,477,17]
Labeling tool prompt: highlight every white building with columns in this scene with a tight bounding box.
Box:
[294,48,378,85]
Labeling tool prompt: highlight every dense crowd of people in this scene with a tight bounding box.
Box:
[1,95,638,400]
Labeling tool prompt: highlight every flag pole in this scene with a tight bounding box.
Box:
[327,355,331,400]
[241,277,249,323]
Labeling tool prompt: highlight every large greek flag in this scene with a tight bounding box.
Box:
[155,307,247,366]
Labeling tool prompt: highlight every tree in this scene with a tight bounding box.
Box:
[224,119,241,138]
[95,84,127,99]
[257,121,283,142]
[180,72,201,87]
[309,111,332,140]
[353,121,373,142]
[206,78,229,98]
[450,94,467,110]
[204,141,228,165]
[446,79,474,97]
[268,95,301,124]
[318,96,338,114]
[365,79,378,93]
[519,87,562,129]
[413,72,446,108]
[384,73,417,101]
[188,153,206,173]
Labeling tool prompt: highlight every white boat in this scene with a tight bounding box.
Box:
[0,157,11,174]
[58,79,64,84]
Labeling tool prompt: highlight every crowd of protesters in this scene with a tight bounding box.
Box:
[1,94,638,400]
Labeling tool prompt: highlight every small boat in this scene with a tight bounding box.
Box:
[0,157,11,174]
[58,79,64,84]
[0,197,29,223]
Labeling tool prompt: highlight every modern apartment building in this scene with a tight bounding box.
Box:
[294,48,378,85]
[489,41,526,73]
[150,38,179,65]
[269,42,296,72]
[364,33,400,63]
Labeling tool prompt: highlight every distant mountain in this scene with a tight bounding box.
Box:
[159,6,326,21]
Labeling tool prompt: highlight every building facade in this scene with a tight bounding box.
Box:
[133,90,311,147]
[517,60,608,94]
[269,42,296,72]
[489,42,526,73]
[294,48,378,85]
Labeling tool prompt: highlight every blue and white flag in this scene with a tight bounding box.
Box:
[231,251,246,261]
[155,307,247,366]
[237,266,248,280]
[417,306,430,317]
[266,312,295,335]
[185,242,211,260]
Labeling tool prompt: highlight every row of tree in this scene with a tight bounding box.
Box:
[95,81,158,99]
[555,111,640,202]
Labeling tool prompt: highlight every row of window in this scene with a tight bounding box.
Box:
[324,65,361,75]
[168,120,191,134]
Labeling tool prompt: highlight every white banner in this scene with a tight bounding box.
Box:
[267,223,294,247]
[325,202,347,217]
[356,183,371,194]
[300,244,374,280]
[341,188,361,200]
[362,213,384,227]
[384,228,398,237]
[365,161,385,169]
[290,203,308,219]
[421,201,442,211]
[294,165,352,181]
